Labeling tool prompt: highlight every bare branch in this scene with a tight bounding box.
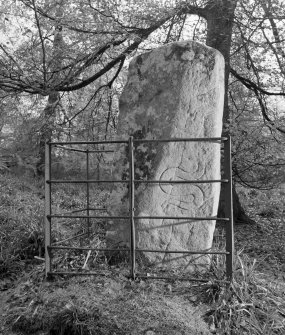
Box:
[178,2,208,19]
[57,14,172,92]
[31,0,47,86]
[230,68,285,97]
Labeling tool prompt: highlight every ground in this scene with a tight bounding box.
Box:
[0,174,284,334]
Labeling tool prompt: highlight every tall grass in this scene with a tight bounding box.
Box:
[203,251,285,334]
[0,173,44,280]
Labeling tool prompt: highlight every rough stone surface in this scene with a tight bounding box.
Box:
[108,41,224,272]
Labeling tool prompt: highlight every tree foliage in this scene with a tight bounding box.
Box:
[0,0,284,186]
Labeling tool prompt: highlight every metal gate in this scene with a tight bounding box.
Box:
[45,136,234,281]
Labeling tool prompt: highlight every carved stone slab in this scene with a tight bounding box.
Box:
[108,41,224,272]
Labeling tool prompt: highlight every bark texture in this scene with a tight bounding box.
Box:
[204,0,254,224]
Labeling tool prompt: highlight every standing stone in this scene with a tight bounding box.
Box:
[108,41,224,272]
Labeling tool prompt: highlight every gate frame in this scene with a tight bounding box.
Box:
[45,136,234,281]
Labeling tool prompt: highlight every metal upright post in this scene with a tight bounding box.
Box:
[224,136,234,281]
[129,136,136,279]
[86,149,90,238]
[45,141,52,278]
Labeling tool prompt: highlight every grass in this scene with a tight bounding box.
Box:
[3,267,211,335]
[0,173,45,283]
[0,172,285,334]
[202,253,285,334]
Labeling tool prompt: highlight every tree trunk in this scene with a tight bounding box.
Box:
[36,91,60,175]
[36,1,64,176]
[232,186,255,224]
[205,0,254,224]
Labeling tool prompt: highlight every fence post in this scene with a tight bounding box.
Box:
[45,141,52,278]
[129,136,136,279]
[224,136,234,281]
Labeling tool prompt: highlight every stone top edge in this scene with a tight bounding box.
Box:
[155,40,222,53]
[130,40,224,66]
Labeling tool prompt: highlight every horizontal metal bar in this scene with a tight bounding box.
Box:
[137,275,209,282]
[133,137,228,143]
[49,214,130,219]
[134,179,228,184]
[136,249,229,255]
[48,246,227,255]
[47,179,228,184]
[137,219,211,231]
[47,179,128,184]
[48,246,129,252]
[50,140,128,145]
[49,137,227,146]
[87,150,114,153]
[47,272,229,283]
[59,208,107,215]
[53,232,88,245]
[53,145,87,153]
[47,271,111,276]
[71,208,88,213]
[54,145,115,153]
[135,216,229,221]
[58,208,89,215]
[48,214,229,221]
[137,275,230,283]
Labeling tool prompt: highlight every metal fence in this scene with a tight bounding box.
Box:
[45,136,234,281]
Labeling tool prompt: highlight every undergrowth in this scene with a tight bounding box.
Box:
[0,172,109,284]
[1,172,285,334]
[4,267,210,335]
[236,186,285,275]
[3,252,284,335]
[202,252,285,334]
[0,173,44,282]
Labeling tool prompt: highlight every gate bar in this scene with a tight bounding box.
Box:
[45,272,222,283]
[48,246,129,251]
[133,180,228,184]
[49,137,227,146]
[50,140,128,145]
[46,179,228,184]
[133,137,227,143]
[45,141,52,277]
[54,146,87,153]
[129,136,136,279]
[136,249,229,255]
[54,145,114,153]
[52,232,89,245]
[86,149,90,237]
[224,136,234,280]
[137,276,210,282]
[48,214,229,220]
[47,246,227,255]
[56,207,106,216]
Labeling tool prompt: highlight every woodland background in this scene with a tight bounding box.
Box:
[0,1,285,334]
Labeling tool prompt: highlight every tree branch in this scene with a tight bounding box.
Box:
[57,14,172,92]
[178,2,208,19]
[31,0,47,87]
[230,68,285,96]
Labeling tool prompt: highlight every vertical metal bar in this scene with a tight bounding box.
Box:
[86,149,90,238]
[129,136,136,279]
[45,141,52,277]
[224,135,234,281]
